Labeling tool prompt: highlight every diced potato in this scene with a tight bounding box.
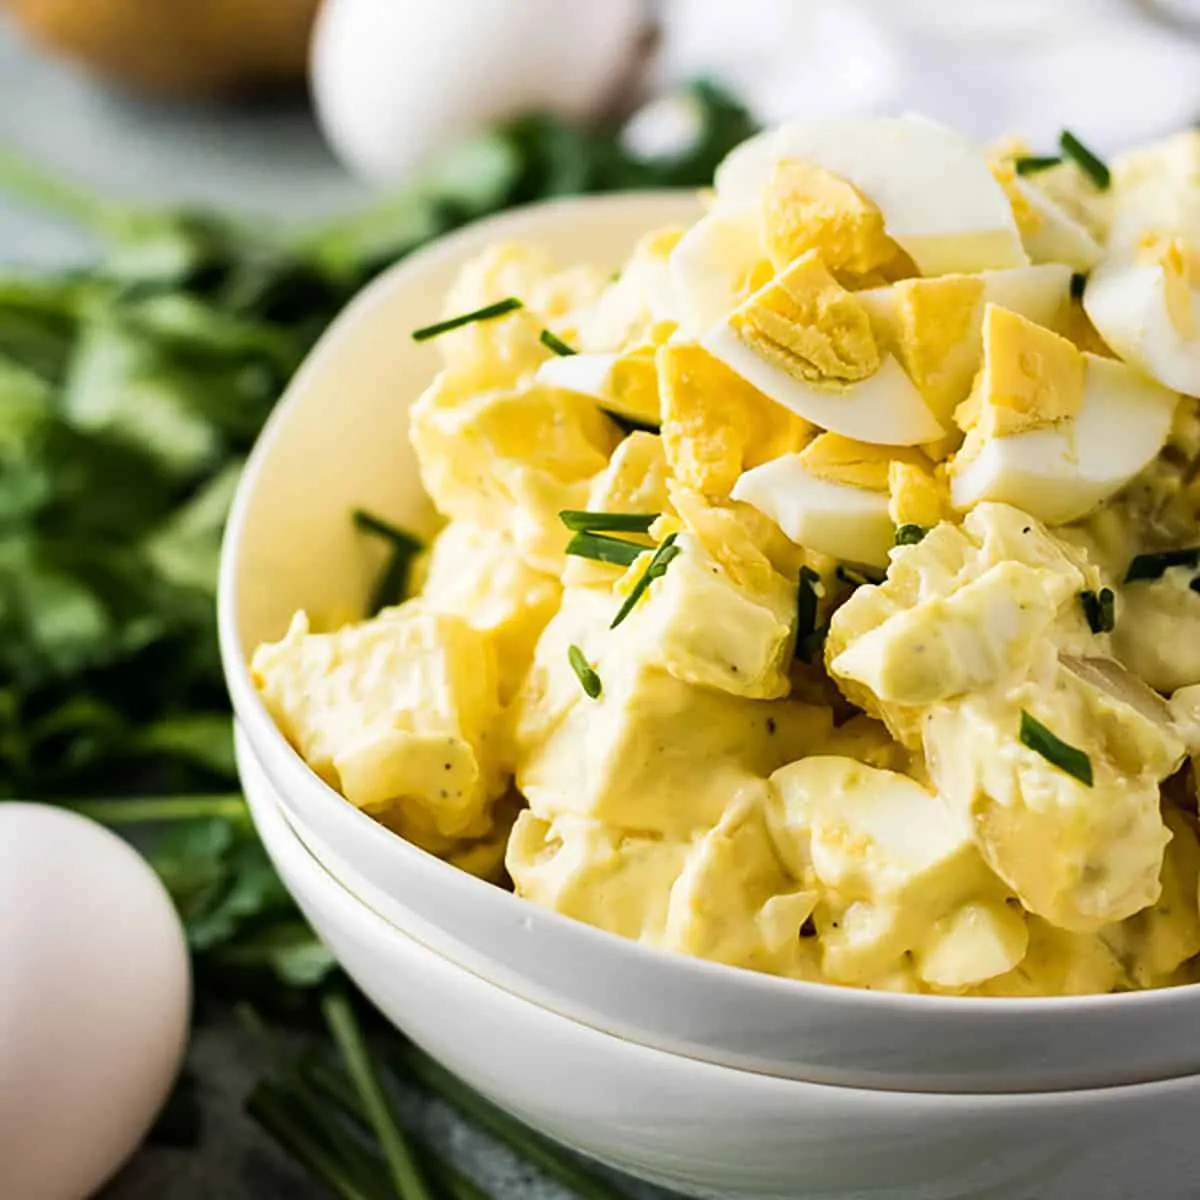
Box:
[252,608,504,842]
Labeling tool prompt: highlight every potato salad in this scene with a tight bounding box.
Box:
[253,116,1200,997]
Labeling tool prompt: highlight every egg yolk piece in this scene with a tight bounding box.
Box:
[703,253,946,446]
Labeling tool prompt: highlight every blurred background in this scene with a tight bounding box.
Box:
[1,2,1198,1199]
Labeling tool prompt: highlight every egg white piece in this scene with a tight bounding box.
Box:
[1012,178,1104,274]
[667,208,766,337]
[714,116,1028,275]
[702,324,945,446]
[732,454,894,568]
[951,354,1179,524]
[1083,255,1200,398]
[0,805,190,1200]
[536,352,622,398]
[312,0,644,184]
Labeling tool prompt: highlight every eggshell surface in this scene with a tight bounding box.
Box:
[0,804,190,1200]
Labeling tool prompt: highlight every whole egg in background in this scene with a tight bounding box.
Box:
[311,0,648,185]
[0,804,191,1200]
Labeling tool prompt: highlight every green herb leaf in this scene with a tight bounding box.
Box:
[564,531,645,568]
[1079,587,1116,633]
[539,329,576,356]
[411,297,522,342]
[1019,710,1094,787]
[1125,547,1200,583]
[1014,155,1063,176]
[610,533,681,628]
[559,509,659,534]
[567,644,602,699]
[1059,130,1110,190]
[894,524,928,546]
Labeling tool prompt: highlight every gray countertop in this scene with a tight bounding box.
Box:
[0,20,667,1200]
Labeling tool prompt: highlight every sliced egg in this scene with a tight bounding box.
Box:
[535,347,660,424]
[950,353,1179,524]
[1010,177,1104,273]
[667,208,772,337]
[701,253,945,446]
[1083,237,1200,398]
[732,453,894,568]
[855,264,1073,422]
[714,116,1028,276]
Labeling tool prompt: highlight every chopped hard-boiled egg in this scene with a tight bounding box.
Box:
[410,374,619,573]
[703,253,946,446]
[715,116,1028,275]
[1083,233,1200,399]
[731,435,938,568]
[659,342,812,497]
[950,306,1178,524]
[254,114,1200,1001]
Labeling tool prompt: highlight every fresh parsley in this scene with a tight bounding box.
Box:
[1019,711,1094,787]
[410,296,523,342]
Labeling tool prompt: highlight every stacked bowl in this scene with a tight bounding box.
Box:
[219,196,1200,1200]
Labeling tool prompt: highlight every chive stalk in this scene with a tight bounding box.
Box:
[411,297,522,341]
[539,329,576,356]
[1019,711,1094,787]
[1125,547,1200,583]
[564,532,645,568]
[1059,130,1110,189]
[559,510,659,534]
[1014,155,1062,175]
[568,645,603,699]
[610,534,680,629]
[894,524,928,546]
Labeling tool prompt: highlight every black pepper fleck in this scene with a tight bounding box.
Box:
[767,718,777,735]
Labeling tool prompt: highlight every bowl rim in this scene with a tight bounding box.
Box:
[219,190,1200,1019]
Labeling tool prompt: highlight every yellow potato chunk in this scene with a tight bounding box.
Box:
[760,159,912,281]
[252,608,503,843]
[511,588,831,837]
[728,251,881,387]
[410,375,619,573]
[888,459,948,528]
[659,342,812,497]
[420,522,562,702]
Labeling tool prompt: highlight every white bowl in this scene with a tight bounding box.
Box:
[241,725,1200,1200]
[220,193,1200,1094]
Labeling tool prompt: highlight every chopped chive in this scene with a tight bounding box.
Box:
[836,564,884,588]
[539,329,576,356]
[411,297,522,341]
[560,510,659,534]
[1019,711,1094,787]
[564,531,645,568]
[1125,547,1200,583]
[795,566,824,663]
[799,622,829,664]
[353,508,424,615]
[1079,587,1116,633]
[1070,272,1087,300]
[610,534,681,628]
[894,524,928,546]
[322,995,434,1200]
[1059,130,1110,190]
[1014,155,1062,176]
[601,408,661,437]
[568,644,602,699]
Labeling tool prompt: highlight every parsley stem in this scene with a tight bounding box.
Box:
[323,995,435,1200]
[62,793,247,825]
[247,1082,385,1200]
[390,1042,625,1200]
[304,1061,490,1200]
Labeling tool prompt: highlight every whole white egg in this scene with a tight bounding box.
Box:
[312,0,647,185]
[0,804,191,1200]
